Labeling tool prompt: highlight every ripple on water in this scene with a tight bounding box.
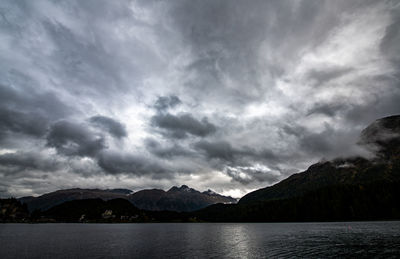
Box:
[0,222,399,258]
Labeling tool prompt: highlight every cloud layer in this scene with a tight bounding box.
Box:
[0,0,399,198]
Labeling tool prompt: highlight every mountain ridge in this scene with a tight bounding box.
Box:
[130,184,236,212]
[19,185,236,212]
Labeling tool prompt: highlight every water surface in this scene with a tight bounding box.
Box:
[1,222,399,258]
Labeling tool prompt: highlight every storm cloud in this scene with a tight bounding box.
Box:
[145,138,193,159]
[47,120,106,158]
[0,0,399,198]
[89,115,127,139]
[151,113,217,139]
[97,150,169,177]
[0,151,60,174]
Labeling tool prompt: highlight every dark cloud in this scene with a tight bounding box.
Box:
[0,82,72,143]
[46,120,106,157]
[194,140,237,161]
[145,138,192,158]
[89,115,127,139]
[0,108,48,138]
[194,140,278,163]
[97,151,167,176]
[154,95,182,111]
[151,113,217,139]
[0,151,60,174]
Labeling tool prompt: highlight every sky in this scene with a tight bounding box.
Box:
[0,0,399,198]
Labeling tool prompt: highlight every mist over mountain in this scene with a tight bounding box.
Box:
[194,115,400,222]
[240,115,400,205]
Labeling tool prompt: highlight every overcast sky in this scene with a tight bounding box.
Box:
[0,0,399,198]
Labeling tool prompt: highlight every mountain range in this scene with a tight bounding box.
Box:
[3,115,400,222]
[19,185,236,213]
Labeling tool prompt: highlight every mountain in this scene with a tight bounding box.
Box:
[19,185,236,213]
[238,156,396,205]
[19,188,132,212]
[194,115,400,222]
[129,185,237,212]
[240,115,400,205]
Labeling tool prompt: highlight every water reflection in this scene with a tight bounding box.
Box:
[0,222,399,258]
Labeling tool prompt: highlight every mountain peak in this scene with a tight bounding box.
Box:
[360,115,400,143]
[168,185,196,193]
[360,115,400,158]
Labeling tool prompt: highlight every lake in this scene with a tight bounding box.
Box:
[1,222,399,258]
